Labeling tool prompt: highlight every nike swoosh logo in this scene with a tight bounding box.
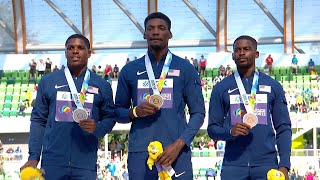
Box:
[136,71,146,75]
[174,171,186,177]
[55,84,68,89]
[228,88,238,93]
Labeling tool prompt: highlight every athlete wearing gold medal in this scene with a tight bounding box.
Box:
[114,12,205,180]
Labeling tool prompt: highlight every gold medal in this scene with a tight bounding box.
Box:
[149,94,164,108]
[243,113,258,128]
[73,108,88,123]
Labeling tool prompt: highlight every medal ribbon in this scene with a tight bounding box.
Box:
[65,68,90,109]
[145,51,173,95]
[234,69,259,114]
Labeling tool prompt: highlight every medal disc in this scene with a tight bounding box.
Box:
[149,94,164,108]
[243,113,258,128]
[73,108,88,123]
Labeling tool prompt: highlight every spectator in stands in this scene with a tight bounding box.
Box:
[126,57,130,64]
[91,65,97,73]
[52,65,59,72]
[213,76,220,86]
[14,146,22,161]
[201,77,207,88]
[61,64,65,69]
[6,147,14,161]
[265,54,274,75]
[115,141,123,156]
[0,140,2,152]
[31,86,37,107]
[310,70,318,80]
[20,34,115,180]
[218,64,226,77]
[192,58,199,72]
[109,140,117,159]
[121,151,128,169]
[29,59,37,78]
[96,65,103,78]
[208,139,215,149]
[104,64,112,81]
[185,56,192,64]
[113,64,119,78]
[207,35,291,179]
[199,55,207,76]
[17,102,26,117]
[226,64,232,76]
[24,90,31,108]
[262,64,270,75]
[106,159,116,179]
[198,137,206,150]
[37,59,45,77]
[114,12,205,179]
[45,58,52,74]
[308,58,315,73]
[291,54,299,74]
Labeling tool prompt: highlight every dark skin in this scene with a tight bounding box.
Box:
[20,38,96,171]
[231,38,289,179]
[129,18,184,167]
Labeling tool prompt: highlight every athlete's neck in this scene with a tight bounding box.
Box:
[238,66,256,78]
[68,64,87,77]
[149,47,168,63]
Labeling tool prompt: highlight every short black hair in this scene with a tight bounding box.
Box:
[233,35,257,50]
[65,34,91,49]
[144,12,171,31]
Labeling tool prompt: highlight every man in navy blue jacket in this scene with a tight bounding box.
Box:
[208,35,292,179]
[20,34,115,179]
[115,12,205,179]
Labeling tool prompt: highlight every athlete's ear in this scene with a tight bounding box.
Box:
[255,51,259,58]
[232,53,235,61]
[143,32,146,39]
[169,31,173,39]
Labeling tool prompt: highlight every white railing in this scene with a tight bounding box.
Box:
[191,148,320,157]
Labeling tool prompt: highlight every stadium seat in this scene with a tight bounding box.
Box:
[10,110,17,117]
[2,108,10,117]
[18,70,26,77]
[212,68,219,76]
[273,67,280,75]
[300,66,307,75]
[192,151,200,157]
[198,168,207,177]
[280,67,287,75]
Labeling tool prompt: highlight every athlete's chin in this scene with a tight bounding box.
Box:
[150,45,164,51]
[236,63,250,69]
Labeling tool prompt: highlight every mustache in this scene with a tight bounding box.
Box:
[150,38,163,41]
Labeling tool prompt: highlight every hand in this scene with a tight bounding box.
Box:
[156,139,185,167]
[230,122,251,137]
[278,167,289,180]
[79,119,96,133]
[135,102,159,117]
[20,160,38,171]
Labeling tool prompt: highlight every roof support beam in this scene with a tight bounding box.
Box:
[148,0,157,14]
[216,0,228,52]
[81,0,93,48]
[254,0,304,53]
[12,0,26,54]
[182,0,216,38]
[0,18,14,39]
[44,0,82,34]
[113,0,144,35]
